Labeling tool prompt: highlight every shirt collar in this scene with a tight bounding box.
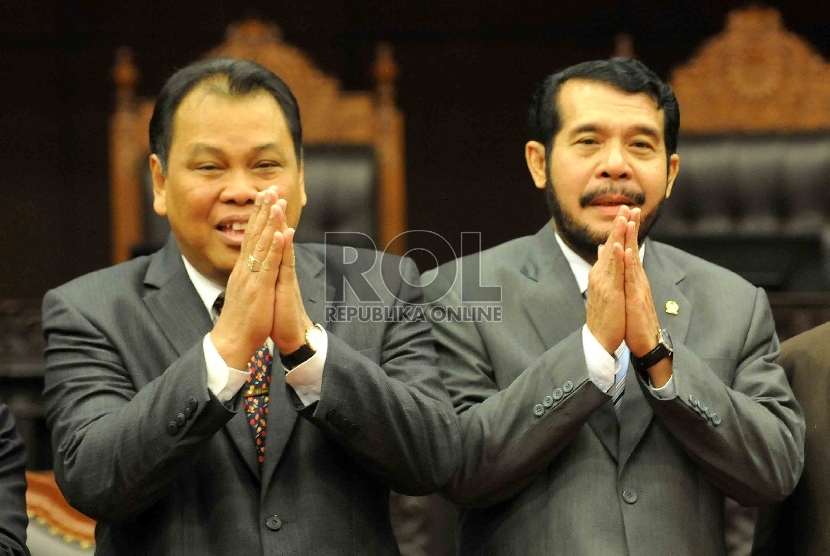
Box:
[181,256,225,320]
[553,232,646,296]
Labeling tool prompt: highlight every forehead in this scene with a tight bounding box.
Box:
[170,83,292,149]
[555,79,665,135]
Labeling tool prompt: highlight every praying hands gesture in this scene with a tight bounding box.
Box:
[585,206,671,387]
[211,186,312,370]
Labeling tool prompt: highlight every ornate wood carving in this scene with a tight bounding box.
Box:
[26,471,96,549]
[110,20,406,263]
[670,6,830,132]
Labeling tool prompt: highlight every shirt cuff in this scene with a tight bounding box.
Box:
[283,330,329,407]
[203,334,251,403]
[648,375,677,399]
[582,325,619,394]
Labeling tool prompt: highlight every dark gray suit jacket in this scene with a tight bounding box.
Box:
[42,237,459,555]
[0,404,28,556]
[422,223,805,556]
[754,322,830,556]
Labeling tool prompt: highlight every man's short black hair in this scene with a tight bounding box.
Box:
[149,57,303,170]
[528,57,680,157]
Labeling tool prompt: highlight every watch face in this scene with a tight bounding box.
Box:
[306,324,324,352]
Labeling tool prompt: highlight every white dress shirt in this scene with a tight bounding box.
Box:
[553,234,675,399]
[182,256,327,407]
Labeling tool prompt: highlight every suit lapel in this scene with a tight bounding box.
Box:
[519,225,620,460]
[618,240,691,470]
[261,244,329,490]
[143,238,214,359]
[143,238,261,478]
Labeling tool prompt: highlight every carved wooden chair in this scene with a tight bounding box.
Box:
[653,6,830,291]
[25,471,95,555]
[110,20,406,263]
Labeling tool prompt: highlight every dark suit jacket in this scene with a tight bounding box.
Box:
[754,322,830,556]
[422,223,805,556]
[0,404,28,556]
[42,237,459,555]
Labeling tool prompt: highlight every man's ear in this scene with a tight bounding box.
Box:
[525,141,548,190]
[665,153,680,199]
[298,152,307,207]
[149,154,168,216]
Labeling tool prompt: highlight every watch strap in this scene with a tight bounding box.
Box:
[280,324,321,370]
[631,333,672,371]
[280,344,315,370]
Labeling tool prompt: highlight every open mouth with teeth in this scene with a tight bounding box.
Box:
[216,221,248,246]
[217,222,247,232]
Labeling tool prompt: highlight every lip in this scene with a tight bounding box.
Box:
[586,194,640,217]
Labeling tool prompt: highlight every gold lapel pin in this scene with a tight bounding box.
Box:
[665,300,679,315]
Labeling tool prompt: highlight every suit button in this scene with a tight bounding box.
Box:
[711,413,721,426]
[183,406,192,419]
[622,489,638,504]
[176,413,186,426]
[543,396,554,408]
[533,404,545,417]
[188,398,199,412]
[349,423,361,436]
[552,388,564,401]
[166,422,178,435]
[265,515,282,531]
[341,418,353,430]
[689,394,697,405]
[563,380,574,393]
[699,404,708,413]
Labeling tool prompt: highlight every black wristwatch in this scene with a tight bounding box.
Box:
[280,323,324,370]
[631,328,674,372]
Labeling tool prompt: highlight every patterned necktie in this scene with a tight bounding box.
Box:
[583,290,627,418]
[213,294,271,465]
[611,343,628,419]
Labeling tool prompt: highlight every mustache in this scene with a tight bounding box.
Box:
[579,185,645,208]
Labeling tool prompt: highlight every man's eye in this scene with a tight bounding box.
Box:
[196,164,219,171]
[578,138,597,145]
[632,141,654,149]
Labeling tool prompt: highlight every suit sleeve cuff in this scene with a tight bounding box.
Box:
[647,375,677,399]
[283,330,328,407]
[203,334,251,403]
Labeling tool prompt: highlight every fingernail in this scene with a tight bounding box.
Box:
[255,192,263,206]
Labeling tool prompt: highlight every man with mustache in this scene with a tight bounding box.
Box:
[421,57,804,555]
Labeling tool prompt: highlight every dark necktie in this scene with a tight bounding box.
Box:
[213,294,271,465]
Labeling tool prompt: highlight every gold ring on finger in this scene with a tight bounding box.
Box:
[247,255,263,272]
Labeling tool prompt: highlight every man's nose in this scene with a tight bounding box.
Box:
[220,172,261,205]
[598,143,630,180]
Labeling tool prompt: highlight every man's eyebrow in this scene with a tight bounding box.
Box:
[631,125,661,139]
[187,142,283,157]
[569,124,661,139]
[188,143,224,157]
[250,142,281,153]
[570,124,599,135]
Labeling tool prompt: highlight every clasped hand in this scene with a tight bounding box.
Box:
[586,206,662,369]
[210,186,313,370]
